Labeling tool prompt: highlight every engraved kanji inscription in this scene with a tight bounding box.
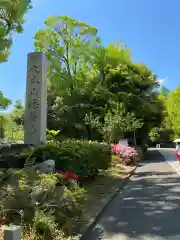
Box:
[30,110,38,121]
[24,52,47,145]
[28,98,40,109]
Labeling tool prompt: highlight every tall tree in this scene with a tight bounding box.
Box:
[0,0,32,62]
[0,0,32,113]
[0,90,11,110]
[161,86,170,98]
[34,15,99,95]
[34,15,164,143]
[11,100,24,125]
[166,86,180,137]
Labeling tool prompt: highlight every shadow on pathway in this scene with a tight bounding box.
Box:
[83,149,180,239]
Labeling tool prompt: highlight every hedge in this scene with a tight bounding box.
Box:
[27,140,112,178]
[0,140,112,179]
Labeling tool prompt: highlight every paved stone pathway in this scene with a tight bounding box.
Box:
[159,148,180,176]
[82,149,180,240]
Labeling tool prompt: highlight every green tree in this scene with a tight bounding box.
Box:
[160,86,170,98]
[166,86,180,136]
[0,90,11,139]
[0,0,32,114]
[149,127,161,142]
[11,100,24,125]
[0,90,11,110]
[34,15,164,144]
[88,42,132,82]
[34,15,103,139]
[34,15,99,95]
[102,63,163,144]
[0,0,32,62]
[85,102,143,143]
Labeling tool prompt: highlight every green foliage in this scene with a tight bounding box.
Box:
[160,86,170,98]
[0,0,32,62]
[11,100,24,125]
[27,140,111,178]
[33,15,163,144]
[34,15,99,94]
[4,126,24,141]
[46,129,61,142]
[32,211,58,239]
[0,145,29,169]
[1,115,24,141]
[166,86,180,137]
[85,102,143,143]
[0,170,85,238]
[0,139,111,177]
[149,127,161,142]
[0,115,5,138]
[103,102,143,143]
[1,14,165,147]
[0,90,11,110]
[0,101,24,142]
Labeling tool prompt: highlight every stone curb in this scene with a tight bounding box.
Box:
[75,165,137,240]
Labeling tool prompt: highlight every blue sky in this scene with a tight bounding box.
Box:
[0,0,180,108]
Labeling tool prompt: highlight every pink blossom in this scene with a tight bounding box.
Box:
[112,143,138,159]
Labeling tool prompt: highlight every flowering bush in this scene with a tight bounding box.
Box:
[112,144,138,166]
[56,170,80,181]
[26,140,112,179]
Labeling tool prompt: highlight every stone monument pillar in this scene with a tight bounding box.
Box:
[24,52,47,145]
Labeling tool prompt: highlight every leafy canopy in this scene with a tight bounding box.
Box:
[0,0,32,62]
[166,86,180,136]
[0,90,11,110]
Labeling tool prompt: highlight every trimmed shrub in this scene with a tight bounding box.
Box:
[26,140,111,179]
[0,140,111,179]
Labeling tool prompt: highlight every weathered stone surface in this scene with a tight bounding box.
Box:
[4,225,22,240]
[24,52,47,146]
[24,159,55,174]
[38,159,55,173]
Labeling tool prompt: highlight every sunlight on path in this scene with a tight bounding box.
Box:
[102,229,180,239]
[158,148,180,175]
[84,149,180,240]
[88,225,180,240]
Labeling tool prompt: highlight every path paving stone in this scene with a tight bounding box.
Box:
[82,149,180,240]
[159,148,180,176]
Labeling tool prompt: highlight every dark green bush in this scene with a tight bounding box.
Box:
[27,140,111,178]
[0,144,32,169]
